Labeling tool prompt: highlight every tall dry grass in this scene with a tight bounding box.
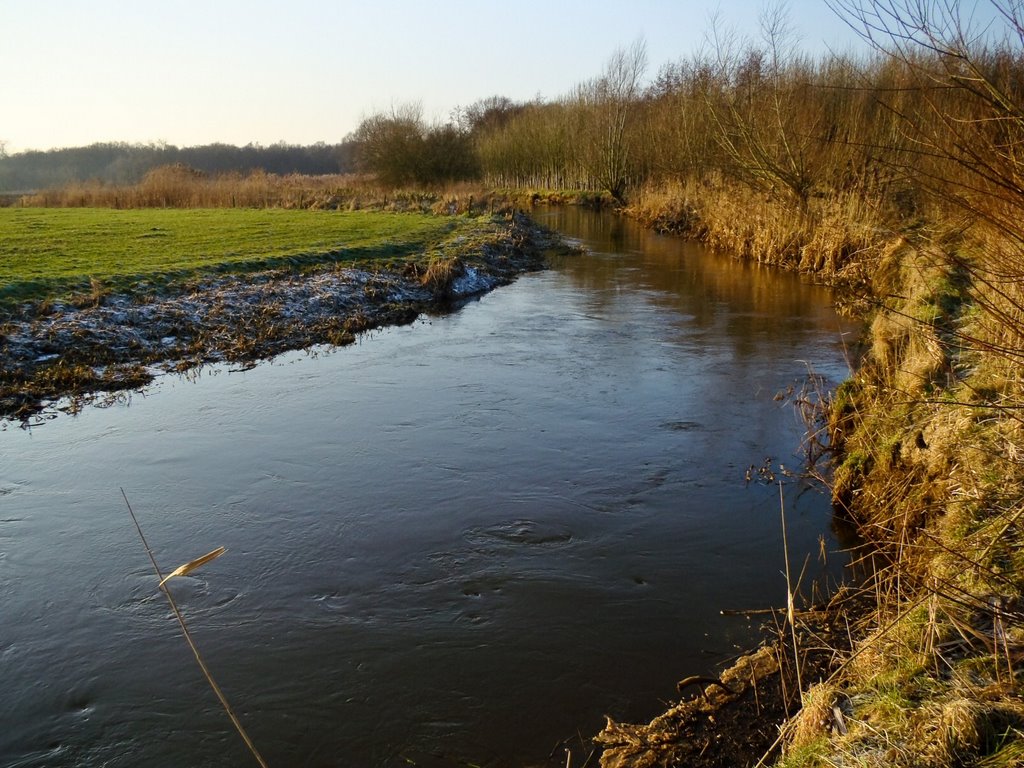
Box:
[17,166,520,217]
[21,166,366,209]
[624,176,887,288]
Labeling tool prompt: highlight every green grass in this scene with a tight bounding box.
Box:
[0,207,473,309]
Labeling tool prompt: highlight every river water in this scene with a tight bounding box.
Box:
[0,207,856,767]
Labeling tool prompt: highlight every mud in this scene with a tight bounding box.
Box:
[584,591,867,768]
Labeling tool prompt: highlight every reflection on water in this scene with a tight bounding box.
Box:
[0,207,857,767]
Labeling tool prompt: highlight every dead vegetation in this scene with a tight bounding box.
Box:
[624,178,883,287]
[15,167,525,217]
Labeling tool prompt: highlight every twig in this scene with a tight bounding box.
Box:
[676,675,737,699]
[752,728,787,768]
[750,665,762,716]
[780,481,804,704]
[720,607,781,616]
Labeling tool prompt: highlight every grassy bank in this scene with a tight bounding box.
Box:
[0,207,558,422]
[0,207,472,311]
[775,226,1024,767]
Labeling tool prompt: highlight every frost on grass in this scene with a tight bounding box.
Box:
[0,214,559,422]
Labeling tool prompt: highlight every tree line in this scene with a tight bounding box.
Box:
[0,141,356,193]
[344,1,1023,228]
[6,0,1022,240]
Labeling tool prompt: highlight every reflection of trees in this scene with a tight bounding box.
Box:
[547,206,848,359]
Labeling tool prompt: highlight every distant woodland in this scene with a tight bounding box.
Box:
[0,141,356,193]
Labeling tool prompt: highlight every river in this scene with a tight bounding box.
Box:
[0,207,857,767]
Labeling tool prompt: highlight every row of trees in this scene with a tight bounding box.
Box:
[348,1,1024,226]
[347,44,649,197]
[6,1,1022,223]
[470,29,905,204]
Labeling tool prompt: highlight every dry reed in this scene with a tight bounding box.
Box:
[122,489,269,768]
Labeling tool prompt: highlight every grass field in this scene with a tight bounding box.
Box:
[0,207,474,310]
[1,209,548,420]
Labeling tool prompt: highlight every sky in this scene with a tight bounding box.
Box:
[1,1,871,154]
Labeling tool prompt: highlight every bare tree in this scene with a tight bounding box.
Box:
[703,3,825,207]
[352,103,427,186]
[351,103,480,186]
[574,39,649,201]
[829,1,1024,365]
[825,3,1024,210]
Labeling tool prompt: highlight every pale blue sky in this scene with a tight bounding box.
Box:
[1,1,868,153]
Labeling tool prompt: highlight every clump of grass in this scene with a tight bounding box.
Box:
[921,698,998,765]
[419,256,464,297]
[783,682,842,754]
[623,180,706,237]
[89,276,108,307]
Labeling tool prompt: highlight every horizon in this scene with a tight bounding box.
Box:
[1,1,870,155]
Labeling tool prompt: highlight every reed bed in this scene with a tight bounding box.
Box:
[16,166,517,218]
[624,177,886,288]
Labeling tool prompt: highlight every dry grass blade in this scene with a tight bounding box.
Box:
[158,546,227,587]
[121,488,270,768]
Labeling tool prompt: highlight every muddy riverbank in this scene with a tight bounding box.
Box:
[0,213,561,424]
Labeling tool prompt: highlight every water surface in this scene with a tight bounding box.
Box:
[0,207,856,767]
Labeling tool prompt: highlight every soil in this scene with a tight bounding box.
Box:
[0,213,562,425]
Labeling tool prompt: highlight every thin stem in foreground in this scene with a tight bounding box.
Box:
[779,480,804,704]
[122,488,269,768]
